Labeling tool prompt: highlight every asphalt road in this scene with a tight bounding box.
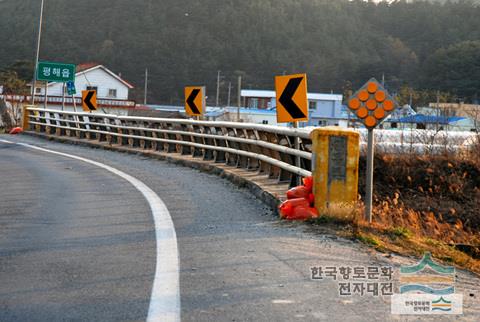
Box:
[0,135,478,322]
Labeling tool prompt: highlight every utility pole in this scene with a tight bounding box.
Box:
[144,68,148,105]
[227,82,232,107]
[436,90,440,131]
[237,75,242,121]
[216,70,221,107]
[31,0,45,105]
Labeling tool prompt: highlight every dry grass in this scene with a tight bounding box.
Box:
[316,203,361,224]
[310,147,480,275]
[302,132,480,273]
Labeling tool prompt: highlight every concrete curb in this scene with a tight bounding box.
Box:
[22,132,289,212]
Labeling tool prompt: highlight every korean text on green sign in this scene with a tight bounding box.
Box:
[37,61,76,82]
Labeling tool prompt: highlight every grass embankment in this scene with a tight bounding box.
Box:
[311,148,480,274]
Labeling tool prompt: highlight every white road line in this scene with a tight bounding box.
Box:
[0,139,180,322]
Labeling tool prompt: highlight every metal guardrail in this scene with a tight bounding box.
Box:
[2,95,136,108]
[25,107,313,186]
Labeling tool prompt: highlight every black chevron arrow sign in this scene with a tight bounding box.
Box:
[279,77,307,119]
[186,89,201,115]
[83,91,96,111]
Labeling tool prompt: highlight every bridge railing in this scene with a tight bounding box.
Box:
[24,107,313,186]
[2,94,136,109]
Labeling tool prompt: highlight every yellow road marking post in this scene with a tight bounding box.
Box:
[311,127,360,213]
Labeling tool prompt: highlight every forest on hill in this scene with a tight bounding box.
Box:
[0,0,479,105]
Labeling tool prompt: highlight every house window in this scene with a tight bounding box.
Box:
[86,86,97,92]
[35,87,42,94]
[248,98,258,109]
[309,101,316,110]
[108,89,117,98]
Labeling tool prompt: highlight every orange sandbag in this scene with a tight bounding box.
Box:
[278,198,310,218]
[9,127,23,134]
[287,186,310,199]
[279,202,293,219]
[303,176,313,192]
[286,206,319,221]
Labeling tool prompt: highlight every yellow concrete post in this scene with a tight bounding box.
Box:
[22,104,32,130]
[310,127,360,212]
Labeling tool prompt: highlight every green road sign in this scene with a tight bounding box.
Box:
[37,61,76,82]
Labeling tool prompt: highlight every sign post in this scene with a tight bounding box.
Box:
[44,81,48,109]
[184,86,205,119]
[275,73,309,185]
[347,78,398,222]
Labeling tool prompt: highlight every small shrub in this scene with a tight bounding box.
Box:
[388,226,413,239]
[356,233,380,246]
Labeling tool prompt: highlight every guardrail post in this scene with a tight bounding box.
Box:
[73,115,80,138]
[116,119,126,145]
[245,129,260,170]
[235,129,249,169]
[151,122,160,151]
[104,118,113,144]
[225,128,238,166]
[310,128,360,213]
[166,122,177,153]
[65,114,74,137]
[179,124,192,155]
[277,135,294,183]
[256,131,272,174]
[202,126,214,161]
[144,121,153,150]
[36,110,44,132]
[262,132,281,179]
[213,127,227,163]
[53,112,63,136]
[127,121,137,147]
[191,124,203,157]
[83,116,92,140]
[44,111,51,134]
[138,121,147,149]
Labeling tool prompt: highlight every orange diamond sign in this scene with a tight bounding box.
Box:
[347,78,397,129]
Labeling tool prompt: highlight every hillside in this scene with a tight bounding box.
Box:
[0,0,479,104]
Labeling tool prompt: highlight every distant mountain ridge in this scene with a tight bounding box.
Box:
[0,0,479,103]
